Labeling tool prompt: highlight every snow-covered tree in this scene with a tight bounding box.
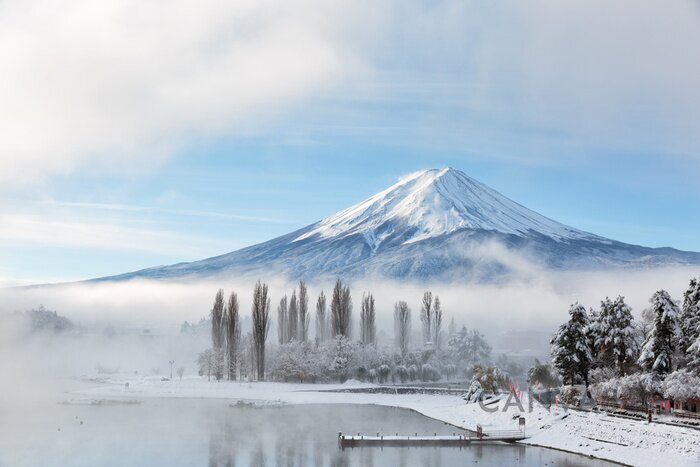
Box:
[527,360,558,389]
[360,292,376,346]
[592,296,639,375]
[550,303,593,386]
[662,369,700,401]
[638,290,680,375]
[463,380,484,403]
[471,364,508,393]
[271,341,317,383]
[679,278,700,361]
[394,300,411,355]
[197,348,224,382]
[447,326,491,372]
[591,372,660,408]
[326,335,356,382]
[251,281,271,380]
[688,338,700,374]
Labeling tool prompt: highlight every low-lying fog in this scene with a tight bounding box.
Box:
[1,266,697,386]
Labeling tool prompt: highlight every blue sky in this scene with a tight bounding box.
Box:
[1,0,699,284]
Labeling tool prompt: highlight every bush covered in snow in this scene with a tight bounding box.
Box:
[463,380,484,403]
[591,373,660,409]
[662,369,700,400]
[559,385,581,405]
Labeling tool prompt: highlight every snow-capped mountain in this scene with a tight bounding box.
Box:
[99,168,700,282]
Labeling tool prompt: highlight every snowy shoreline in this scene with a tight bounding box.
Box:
[72,377,700,467]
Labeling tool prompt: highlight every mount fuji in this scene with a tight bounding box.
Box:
[99,168,700,282]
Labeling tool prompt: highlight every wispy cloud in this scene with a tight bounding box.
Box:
[42,200,292,224]
[0,213,232,257]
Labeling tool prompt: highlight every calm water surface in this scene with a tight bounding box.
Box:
[0,399,617,466]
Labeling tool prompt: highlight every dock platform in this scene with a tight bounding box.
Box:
[338,430,527,448]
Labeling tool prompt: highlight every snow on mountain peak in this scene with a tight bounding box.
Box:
[295,167,595,246]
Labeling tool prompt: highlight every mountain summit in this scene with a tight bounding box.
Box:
[101,168,700,282]
[296,168,597,247]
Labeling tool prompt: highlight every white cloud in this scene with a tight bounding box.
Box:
[1,0,698,186]
[0,0,349,184]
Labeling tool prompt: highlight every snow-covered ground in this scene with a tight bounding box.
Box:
[75,377,700,467]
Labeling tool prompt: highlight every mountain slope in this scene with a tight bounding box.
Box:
[99,168,700,282]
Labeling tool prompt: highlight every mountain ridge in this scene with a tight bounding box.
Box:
[93,168,700,283]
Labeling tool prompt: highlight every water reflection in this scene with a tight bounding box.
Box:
[0,399,618,467]
[203,404,610,467]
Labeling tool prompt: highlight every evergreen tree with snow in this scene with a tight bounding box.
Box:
[679,278,700,359]
[638,290,681,375]
[550,303,593,386]
[686,281,700,373]
[592,296,639,375]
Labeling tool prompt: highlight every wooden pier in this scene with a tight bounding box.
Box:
[338,430,527,448]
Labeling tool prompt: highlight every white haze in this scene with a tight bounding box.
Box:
[2,266,698,344]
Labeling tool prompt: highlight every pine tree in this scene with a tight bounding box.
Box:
[550,303,593,386]
[680,278,700,357]
[638,290,681,375]
[593,295,639,375]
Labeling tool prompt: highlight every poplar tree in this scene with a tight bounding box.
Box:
[251,281,271,380]
[223,291,240,380]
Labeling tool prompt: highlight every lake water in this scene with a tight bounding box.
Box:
[0,399,617,466]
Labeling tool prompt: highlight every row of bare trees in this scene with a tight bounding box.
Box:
[277,281,310,344]
[205,281,442,381]
[394,291,444,356]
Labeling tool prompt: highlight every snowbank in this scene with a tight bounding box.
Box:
[76,377,700,466]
